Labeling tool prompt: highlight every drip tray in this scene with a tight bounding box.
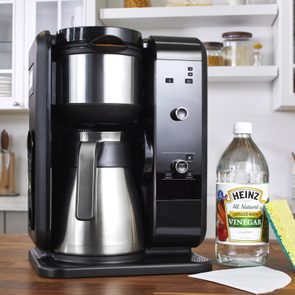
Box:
[29,248,212,278]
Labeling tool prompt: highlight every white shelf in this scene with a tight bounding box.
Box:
[208,66,278,82]
[0,69,12,74]
[100,4,278,29]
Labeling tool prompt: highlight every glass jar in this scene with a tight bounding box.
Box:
[124,0,151,8]
[228,0,246,5]
[222,31,253,66]
[203,42,224,66]
[247,0,273,4]
[167,0,212,6]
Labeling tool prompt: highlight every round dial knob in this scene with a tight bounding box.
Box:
[172,159,189,174]
[171,107,189,121]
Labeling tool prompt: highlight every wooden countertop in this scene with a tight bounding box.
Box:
[0,235,294,295]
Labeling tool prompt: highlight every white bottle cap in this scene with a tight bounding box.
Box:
[233,122,252,134]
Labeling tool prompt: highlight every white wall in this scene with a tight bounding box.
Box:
[207,82,295,238]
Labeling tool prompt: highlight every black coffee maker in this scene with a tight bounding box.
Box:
[27,27,210,278]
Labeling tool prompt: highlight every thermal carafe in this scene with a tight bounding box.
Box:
[52,131,143,257]
[27,26,211,277]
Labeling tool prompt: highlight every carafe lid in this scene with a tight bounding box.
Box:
[233,122,252,134]
[56,26,142,47]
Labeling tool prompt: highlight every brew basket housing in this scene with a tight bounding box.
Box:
[54,27,143,125]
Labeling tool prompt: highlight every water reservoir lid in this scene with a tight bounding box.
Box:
[56,26,142,47]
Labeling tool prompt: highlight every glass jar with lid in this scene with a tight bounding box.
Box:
[222,31,253,66]
[124,0,151,8]
[203,42,224,66]
[167,0,212,6]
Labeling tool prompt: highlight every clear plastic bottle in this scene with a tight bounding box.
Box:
[215,122,269,267]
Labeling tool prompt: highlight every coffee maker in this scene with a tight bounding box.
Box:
[27,26,210,278]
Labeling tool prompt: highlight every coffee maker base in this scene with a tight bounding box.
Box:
[29,248,212,278]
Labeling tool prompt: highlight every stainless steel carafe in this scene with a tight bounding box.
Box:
[53,131,143,256]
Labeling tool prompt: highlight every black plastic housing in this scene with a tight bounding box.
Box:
[28,31,53,251]
[142,36,208,248]
[27,28,210,278]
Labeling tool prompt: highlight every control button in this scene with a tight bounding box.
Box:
[185,154,194,161]
[188,67,193,71]
[185,78,193,84]
[172,160,189,174]
[188,72,193,77]
[186,170,194,178]
[27,130,35,153]
[171,107,189,121]
[165,78,174,83]
[164,170,173,179]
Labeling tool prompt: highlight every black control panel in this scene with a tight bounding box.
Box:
[143,36,207,247]
[155,58,202,184]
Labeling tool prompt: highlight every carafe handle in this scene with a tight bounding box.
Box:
[76,142,99,220]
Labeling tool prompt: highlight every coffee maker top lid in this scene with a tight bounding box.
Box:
[56,26,143,48]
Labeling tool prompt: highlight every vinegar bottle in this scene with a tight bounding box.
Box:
[215,122,269,266]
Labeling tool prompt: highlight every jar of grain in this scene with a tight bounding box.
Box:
[203,42,224,66]
[124,0,151,7]
[222,31,253,66]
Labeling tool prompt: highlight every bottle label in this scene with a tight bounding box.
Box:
[216,183,269,245]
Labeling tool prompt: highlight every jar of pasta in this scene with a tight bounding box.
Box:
[222,31,253,66]
[203,42,224,66]
[124,0,151,7]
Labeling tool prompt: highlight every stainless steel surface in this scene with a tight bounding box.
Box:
[76,142,97,221]
[54,168,143,255]
[79,131,122,142]
[57,54,140,105]
[53,131,143,256]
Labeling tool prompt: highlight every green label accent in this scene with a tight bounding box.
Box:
[228,216,263,228]
[216,183,269,244]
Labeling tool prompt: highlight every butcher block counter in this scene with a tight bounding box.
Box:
[0,235,294,295]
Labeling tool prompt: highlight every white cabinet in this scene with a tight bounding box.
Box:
[0,212,3,232]
[0,0,25,110]
[0,196,28,233]
[272,0,295,110]
[0,212,28,234]
[24,0,98,107]
[25,0,97,49]
[5,212,28,234]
